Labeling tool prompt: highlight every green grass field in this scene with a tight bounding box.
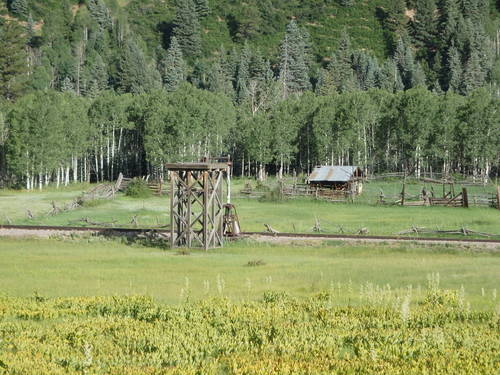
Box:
[1,181,499,374]
[1,179,499,239]
[0,237,498,309]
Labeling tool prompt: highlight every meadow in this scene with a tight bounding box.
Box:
[1,288,498,374]
[1,180,499,374]
[0,237,499,374]
[0,237,498,308]
[1,178,499,239]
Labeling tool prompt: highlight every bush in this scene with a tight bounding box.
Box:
[420,289,460,308]
[246,259,265,267]
[255,180,271,192]
[80,199,107,208]
[125,178,152,198]
[258,186,284,202]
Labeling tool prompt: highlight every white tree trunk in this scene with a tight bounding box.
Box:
[415,145,421,179]
[65,166,70,186]
[278,155,283,179]
[83,156,87,183]
[100,147,104,182]
[73,156,78,183]
[483,160,490,185]
[258,163,265,181]
[95,153,99,183]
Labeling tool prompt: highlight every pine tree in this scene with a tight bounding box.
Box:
[320,30,356,94]
[61,76,75,92]
[411,62,427,87]
[351,51,379,90]
[0,20,28,100]
[115,38,161,94]
[460,0,487,23]
[249,49,267,81]
[437,0,460,47]
[384,0,406,33]
[377,60,404,91]
[173,0,202,57]
[409,0,438,59]
[462,50,486,94]
[278,20,311,98]
[86,79,100,98]
[301,28,314,68]
[393,36,419,89]
[194,0,209,18]
[163,37,185,91]
[236,43,251,102]
[446,44,462,92]
[208,60,234,98]
[87,0,111,30]
[10,0,28,19]
[90,53,108,92]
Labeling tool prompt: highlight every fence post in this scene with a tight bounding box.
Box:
[462,187,469,208]
[401,182,406,206]
[496,186,500,210]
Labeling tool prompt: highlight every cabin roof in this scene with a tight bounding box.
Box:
[308,166,361,182]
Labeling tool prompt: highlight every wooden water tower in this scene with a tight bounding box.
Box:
[166,162,231,250]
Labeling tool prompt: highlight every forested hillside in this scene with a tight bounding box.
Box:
[0,0,499,188]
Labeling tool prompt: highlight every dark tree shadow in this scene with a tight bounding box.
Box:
[225,14,240,42]
[375,6,396,57]
[157,21,175,49]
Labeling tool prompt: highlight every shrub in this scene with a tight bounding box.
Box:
[255,180,271,192]
[80,199,107,208]
[246,259,265,267]
[125,178,151,198]
[420,289,460,308]
[258,186,285,202]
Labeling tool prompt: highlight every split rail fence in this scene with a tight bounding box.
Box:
[281,183,355,203]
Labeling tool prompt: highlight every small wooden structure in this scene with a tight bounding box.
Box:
[166,162,230,250]
[308,166,364,195]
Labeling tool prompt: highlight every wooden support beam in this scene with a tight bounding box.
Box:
[462,187,469,208]
[170,171,176,248]
[168,163,228,250]
[496,186,500,210]
[401,182,406,206]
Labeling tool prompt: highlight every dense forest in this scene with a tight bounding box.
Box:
[0,0,499,188]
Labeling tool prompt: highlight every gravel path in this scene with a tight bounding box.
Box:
[1,227,499,251]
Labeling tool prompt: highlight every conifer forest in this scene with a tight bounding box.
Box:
[0,0,499,188]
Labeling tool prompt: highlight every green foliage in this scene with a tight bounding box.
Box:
[139,84,236,167]
[320,30,356,94]
[87,0,111,30]
[0,20,28,100]
[278,20,311,98]
[9,0,28,19]
[115,38,162,94]
[0,0,498,187]
[125,178,151,198]
[409,0,438,55]
[420,288,460,307]
[173,0,202,58]
[6,91,90,180]
[0,289,498,373]
[194,0,209,18]
[162,36,185,91]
